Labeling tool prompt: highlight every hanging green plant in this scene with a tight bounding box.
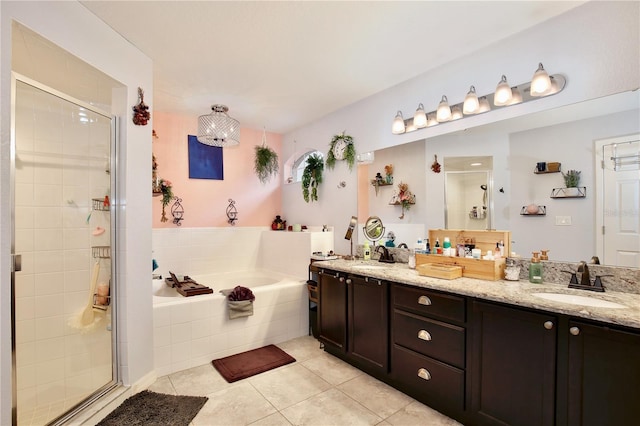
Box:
[254,145,279,184]
[254,129,279,184]
[302,154,324,202]
[326,132,356,171]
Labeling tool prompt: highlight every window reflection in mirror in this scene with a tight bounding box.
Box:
[444,156,493,230]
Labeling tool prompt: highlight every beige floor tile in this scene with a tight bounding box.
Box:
[276,335,323,363]
[280,388,382,426]
[385,400,463,426]
[192,381,277,426]
[169,363,230,396]
[250,363,331,410]
[248,411,293,426]
[148,376,176,395]
[302,352,363,385]
[338,374,414,418]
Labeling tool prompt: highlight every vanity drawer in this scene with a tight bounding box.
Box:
[393,309,465,368]
[392,343,464,413]
[393,284,465,323]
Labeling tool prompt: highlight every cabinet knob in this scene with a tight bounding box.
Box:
[339,277,345,283]
[417,368,431,381]
[544,321,554,330]
[418,295,432,306]
[346,279,352,285]
[417,330,432,341]
[570,326,580,336]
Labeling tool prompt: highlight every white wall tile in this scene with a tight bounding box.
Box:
[35,316,64,340]
[35,294,65,318]
[14,274,35,298]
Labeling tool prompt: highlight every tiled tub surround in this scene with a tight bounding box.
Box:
[313,259,640,329]
[151,228,328,376]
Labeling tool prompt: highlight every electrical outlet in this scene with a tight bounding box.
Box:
[555,216,572,226]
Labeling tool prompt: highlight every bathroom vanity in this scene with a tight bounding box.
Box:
[310,260,640,426]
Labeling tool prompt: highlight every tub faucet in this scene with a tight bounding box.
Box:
[375,245,395,263]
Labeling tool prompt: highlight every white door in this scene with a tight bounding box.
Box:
[595,135,640,267]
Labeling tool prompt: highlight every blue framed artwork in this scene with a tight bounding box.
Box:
[188,135,224,180]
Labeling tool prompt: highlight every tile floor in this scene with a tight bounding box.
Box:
[148,335,462,425]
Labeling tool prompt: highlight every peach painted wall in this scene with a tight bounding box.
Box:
[152,111,283,227]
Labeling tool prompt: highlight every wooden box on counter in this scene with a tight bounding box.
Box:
[416,229,511,281]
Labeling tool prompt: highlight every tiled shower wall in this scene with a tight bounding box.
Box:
[13,82,113,418]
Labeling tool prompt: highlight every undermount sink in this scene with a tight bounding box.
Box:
[531,292,627,309]
[351,264,388,270]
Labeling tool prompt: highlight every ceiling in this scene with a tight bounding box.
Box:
[80,1,586,134]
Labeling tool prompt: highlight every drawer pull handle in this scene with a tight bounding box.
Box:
[417,330,432,341]
[417,368,431,381]
[418,295,432,306]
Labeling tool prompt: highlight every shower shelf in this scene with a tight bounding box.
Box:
[92,246,111,259]
[92,198,110,211]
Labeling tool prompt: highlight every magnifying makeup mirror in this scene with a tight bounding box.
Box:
[344,216,357,260]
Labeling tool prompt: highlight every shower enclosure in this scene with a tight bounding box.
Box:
[11,76,118,425]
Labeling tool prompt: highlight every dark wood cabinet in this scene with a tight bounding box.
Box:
[347,275,389,373]
[470,301,557,426]
[391,284,467,418]
[567,320,640,426]
[317,269,347,352]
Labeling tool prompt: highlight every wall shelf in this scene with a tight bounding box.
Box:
[533,170,561,175]
[520,205,547,216]
[92,246,111,259]
[551,187,586,198]
[92,198,110,211]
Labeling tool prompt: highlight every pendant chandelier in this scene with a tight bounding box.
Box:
[197,104,240,147]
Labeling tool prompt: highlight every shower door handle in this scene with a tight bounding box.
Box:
[13,254,22,272]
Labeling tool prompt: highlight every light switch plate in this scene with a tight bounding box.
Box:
[555,216,572,226]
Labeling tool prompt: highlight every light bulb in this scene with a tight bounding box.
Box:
[531,63,551,96]
[436,96,452,122]
[463,86,479,114]
[413,103,427,128]
[392,111,405,134]
[509,87,523,105]
[494,75,513,106]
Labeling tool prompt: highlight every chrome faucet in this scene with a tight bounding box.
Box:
[375,245,395,263]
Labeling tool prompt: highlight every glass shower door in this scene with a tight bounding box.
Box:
[12,78,117,425]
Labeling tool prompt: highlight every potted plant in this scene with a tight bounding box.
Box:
[326,133,356,171]
[562,169,581,187]
[302,154,324,202]
[158,178,173,222]
[254,144,279,184]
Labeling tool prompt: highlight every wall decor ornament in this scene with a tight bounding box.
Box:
[326,132,356,171]
[389,181,416,219]
[158,179,174,222]
[132,87,150,125]
[188,135,223,180]
[302,153,324,202]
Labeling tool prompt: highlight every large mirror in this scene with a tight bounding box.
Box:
[357,90,640,266]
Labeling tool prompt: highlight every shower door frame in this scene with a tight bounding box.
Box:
[10,73,120,425]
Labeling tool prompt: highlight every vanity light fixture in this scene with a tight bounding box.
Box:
[390,63,565,135]
[530,63,552,96]
[197,104,240,147]
[463,86,480,114]
[392,110,406,134]
[413,103,427,128]
[436,96,452,122]
[494,75,513,106]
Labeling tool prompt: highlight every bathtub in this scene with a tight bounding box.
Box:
[152,270,309,376]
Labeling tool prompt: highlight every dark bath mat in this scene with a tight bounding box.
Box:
[97,390,207,426]
[212,344,296,383]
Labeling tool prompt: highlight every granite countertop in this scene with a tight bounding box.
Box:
[312,259,640,330]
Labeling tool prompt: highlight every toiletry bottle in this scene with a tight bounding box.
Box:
[495,242,501,258]
[415,239,423,254]
[443,237,451,256]
[435,238,441,254]
[499,240,505,258]
[425,238,431,254]
[529,252,543,283]
[364,241,371,260]
[408,249,416,269]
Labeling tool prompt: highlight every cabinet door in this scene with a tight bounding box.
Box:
[567,321,640,426]
[348,275,389,372]
[471,301,556,426]
[318,270,347,351]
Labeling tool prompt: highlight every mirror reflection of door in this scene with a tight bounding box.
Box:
[596,135,640,267]
[444,156,493,230]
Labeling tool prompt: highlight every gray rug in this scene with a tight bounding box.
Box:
[97,390,208,426]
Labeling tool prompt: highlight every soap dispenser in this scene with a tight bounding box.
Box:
[529,252,543,283]
[363,241,371,260]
